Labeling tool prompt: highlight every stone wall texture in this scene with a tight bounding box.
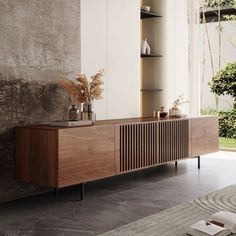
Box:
[0,0,81,202]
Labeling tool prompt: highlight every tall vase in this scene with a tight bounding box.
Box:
[82,103,96,123]
[141,38,151,55]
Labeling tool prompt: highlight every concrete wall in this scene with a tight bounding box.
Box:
[0,0,81,202]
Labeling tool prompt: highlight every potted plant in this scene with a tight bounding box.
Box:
[169,96,189,118]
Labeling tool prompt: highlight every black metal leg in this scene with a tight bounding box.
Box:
[175,161,178,169]
[198,156,200,169]
[80,183,84,201]
[54,188,59,196]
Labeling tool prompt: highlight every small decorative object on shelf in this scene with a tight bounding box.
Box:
[169,96,189,118]
[60,69,104,124]
[169,106,181,118]
[153,110,157,118]
[141,5,151,12]
[141,38,151,55]
[69,105,81,121]
[159,106,168,118]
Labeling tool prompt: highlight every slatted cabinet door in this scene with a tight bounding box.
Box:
[158,120,190,163]
[58,125,115,187]
[119,122,158,172]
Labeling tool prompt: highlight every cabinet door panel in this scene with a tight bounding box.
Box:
[58,125,115,187]
[191,117,218,157]
[16,128,58,187]
[159,120,190,163]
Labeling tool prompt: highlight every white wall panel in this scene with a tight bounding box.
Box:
[81,0,140,120]
[164,0,190,114]
[107,0,140,119]
[80,0,108,120]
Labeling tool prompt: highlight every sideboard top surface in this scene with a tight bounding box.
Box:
[15,115,217,130]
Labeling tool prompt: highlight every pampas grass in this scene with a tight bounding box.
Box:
[60,70,104,104]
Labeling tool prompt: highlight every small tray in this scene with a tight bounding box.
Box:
[50,120,93,127]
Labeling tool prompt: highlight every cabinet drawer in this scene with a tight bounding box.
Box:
[58,125,115,187]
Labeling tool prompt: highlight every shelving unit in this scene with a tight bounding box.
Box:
[141,53,162,58]
[140,0,164,117]
[141,89,163,92]
[141,10,162,19]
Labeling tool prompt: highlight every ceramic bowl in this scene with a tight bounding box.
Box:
[141,6,151,12]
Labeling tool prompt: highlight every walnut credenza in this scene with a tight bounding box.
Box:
[15,116,218,199]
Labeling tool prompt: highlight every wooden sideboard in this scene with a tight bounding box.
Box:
[15,116,218,199]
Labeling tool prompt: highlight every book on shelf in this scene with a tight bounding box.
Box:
[50,120,93,127]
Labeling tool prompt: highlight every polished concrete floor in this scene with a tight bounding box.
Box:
[0,151,236,236]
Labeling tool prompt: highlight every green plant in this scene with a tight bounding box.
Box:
[201,0,235,8]
[201,108,236,139]
[219,137,236,149]
[209,62,236,108]
[201,107,219,115]
[223,15,236,21]
[218,109,236,138]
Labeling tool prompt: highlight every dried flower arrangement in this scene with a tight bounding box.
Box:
[172,95,189,108]
[60,70,104,104]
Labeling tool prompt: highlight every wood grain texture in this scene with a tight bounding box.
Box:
[58,125,115,187]
[114,125,120,174]
[119,122,158,172]
[15,116,218,189]
[158,120,189,163]
[15,128,58,187]
[190,117,219,157]
[22,116,190,130]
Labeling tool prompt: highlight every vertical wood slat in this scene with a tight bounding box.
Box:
[120,126,123,172]
[119,120,189,172]
[125,125,128,171]
[151,123,153,165]
[159,122,161,163]
[158,120,189,163]
[119,122,158,172]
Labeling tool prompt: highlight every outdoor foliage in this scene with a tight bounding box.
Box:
[209,62,236,108]
[202,0,235,8]
[219,109,236,138]
[209,62,236,139]
[223,15,236,20]
[201,0,236,144]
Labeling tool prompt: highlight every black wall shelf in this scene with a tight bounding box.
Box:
[141,11,162,19]
[141,89,163,92]
[141,54,163,58]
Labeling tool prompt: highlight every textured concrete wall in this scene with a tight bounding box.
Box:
[0,0,81,202]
